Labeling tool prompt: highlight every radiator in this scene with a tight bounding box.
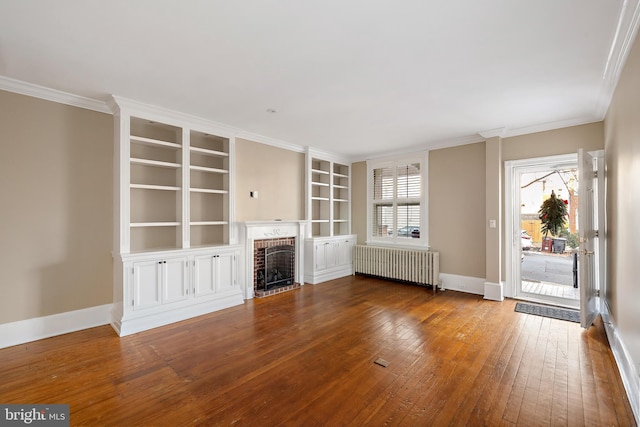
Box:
[353,245,440,289]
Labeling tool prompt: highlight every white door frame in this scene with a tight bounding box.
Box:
[504,153,578,305]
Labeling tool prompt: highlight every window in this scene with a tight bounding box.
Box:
[367,153,428,246]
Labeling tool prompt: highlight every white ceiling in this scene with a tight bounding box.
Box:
[0,1,637,159]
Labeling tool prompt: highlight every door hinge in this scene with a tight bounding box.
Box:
[594,230,599,238]
[596,289,600,297]
[131,299,134,306]
[593,170,598,179]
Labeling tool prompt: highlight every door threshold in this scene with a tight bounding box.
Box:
[514,295,580,310]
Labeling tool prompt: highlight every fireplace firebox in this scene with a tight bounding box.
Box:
[258,244,295,292]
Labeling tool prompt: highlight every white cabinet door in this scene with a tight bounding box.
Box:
[193,251,237,296]
[325,242,337,269]
[163,258,189,304]
[193,254,216,297]
[215,252,236,293]
[336,239,355,267]
[315,243,328,270]
[132,260,162,311]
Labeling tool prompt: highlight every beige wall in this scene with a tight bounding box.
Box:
[351,144,487,278]
[502,122,604,161]
[235,138,305,221]
[0,90,113,324]
[429,142,487,278]
[604,31,640,369]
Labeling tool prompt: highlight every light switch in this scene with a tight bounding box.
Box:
[489,219,497,228]
[250,191,259,198]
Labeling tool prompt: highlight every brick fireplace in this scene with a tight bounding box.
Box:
[241,221,306,299]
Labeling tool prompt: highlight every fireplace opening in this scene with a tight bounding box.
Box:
[259,244,295,292]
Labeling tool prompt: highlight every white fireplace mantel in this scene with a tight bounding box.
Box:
[240,221,306,299]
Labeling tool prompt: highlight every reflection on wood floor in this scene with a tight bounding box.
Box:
[0,275,634,426]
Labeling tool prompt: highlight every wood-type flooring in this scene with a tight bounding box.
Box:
[0,275,635,426]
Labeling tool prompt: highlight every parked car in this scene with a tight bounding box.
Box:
[396,226,420,237]
[521,230,532,250]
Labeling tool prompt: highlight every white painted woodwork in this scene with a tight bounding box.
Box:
[110,97,242,336]
[305,148,351,238]
[304,235,356,285]
[578,149,598,328]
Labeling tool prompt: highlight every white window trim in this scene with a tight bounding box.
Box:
[366,151,429,249]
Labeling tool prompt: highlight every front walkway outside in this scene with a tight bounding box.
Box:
[521,251,579,301]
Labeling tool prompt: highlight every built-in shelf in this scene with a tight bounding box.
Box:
[111,97,241,338]
[190,188,228,194]
[190,146,228,157]
[190,221,228,226]
[306,150,351,238]
[130,135,181,149]
[130,184,180,191]
[130,222,180,228]
[190,165,228,174]
[130,158,181,168]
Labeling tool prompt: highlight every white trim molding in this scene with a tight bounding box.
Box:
[601,301,640,424]
[504,154,578,300]
[440,273,485,296]
[0,75,110,113]
[597,0,640,118]
[0,304,113,349]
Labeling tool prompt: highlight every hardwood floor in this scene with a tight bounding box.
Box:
[0,275,635,426]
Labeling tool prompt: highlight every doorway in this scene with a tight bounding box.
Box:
[505,154,580,309]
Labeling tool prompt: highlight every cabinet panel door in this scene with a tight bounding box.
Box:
[132,260,162,311]
[193,254,215,297]
[163,258,189,304]
[315,243,327,270]
[337,239,355,266]
[324,242,337,269]
[215,253,236,293]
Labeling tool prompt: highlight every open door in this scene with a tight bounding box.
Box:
[578,149,597,328]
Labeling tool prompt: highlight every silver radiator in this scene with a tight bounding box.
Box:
[354,245,439,288]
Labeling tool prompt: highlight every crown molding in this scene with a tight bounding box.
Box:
[353,133,485,162]
[595,0,640,118]
[478,127,506,139]
[502,116,602,139]
[0,75,110,114]
[235,130,305,153]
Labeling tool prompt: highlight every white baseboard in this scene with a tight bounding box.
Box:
[483,281,504,301]
[0,304,113,349]
[439,273,485,296]
[114,292,244,337]
[601,301,640,424]
[304,265,353,285]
